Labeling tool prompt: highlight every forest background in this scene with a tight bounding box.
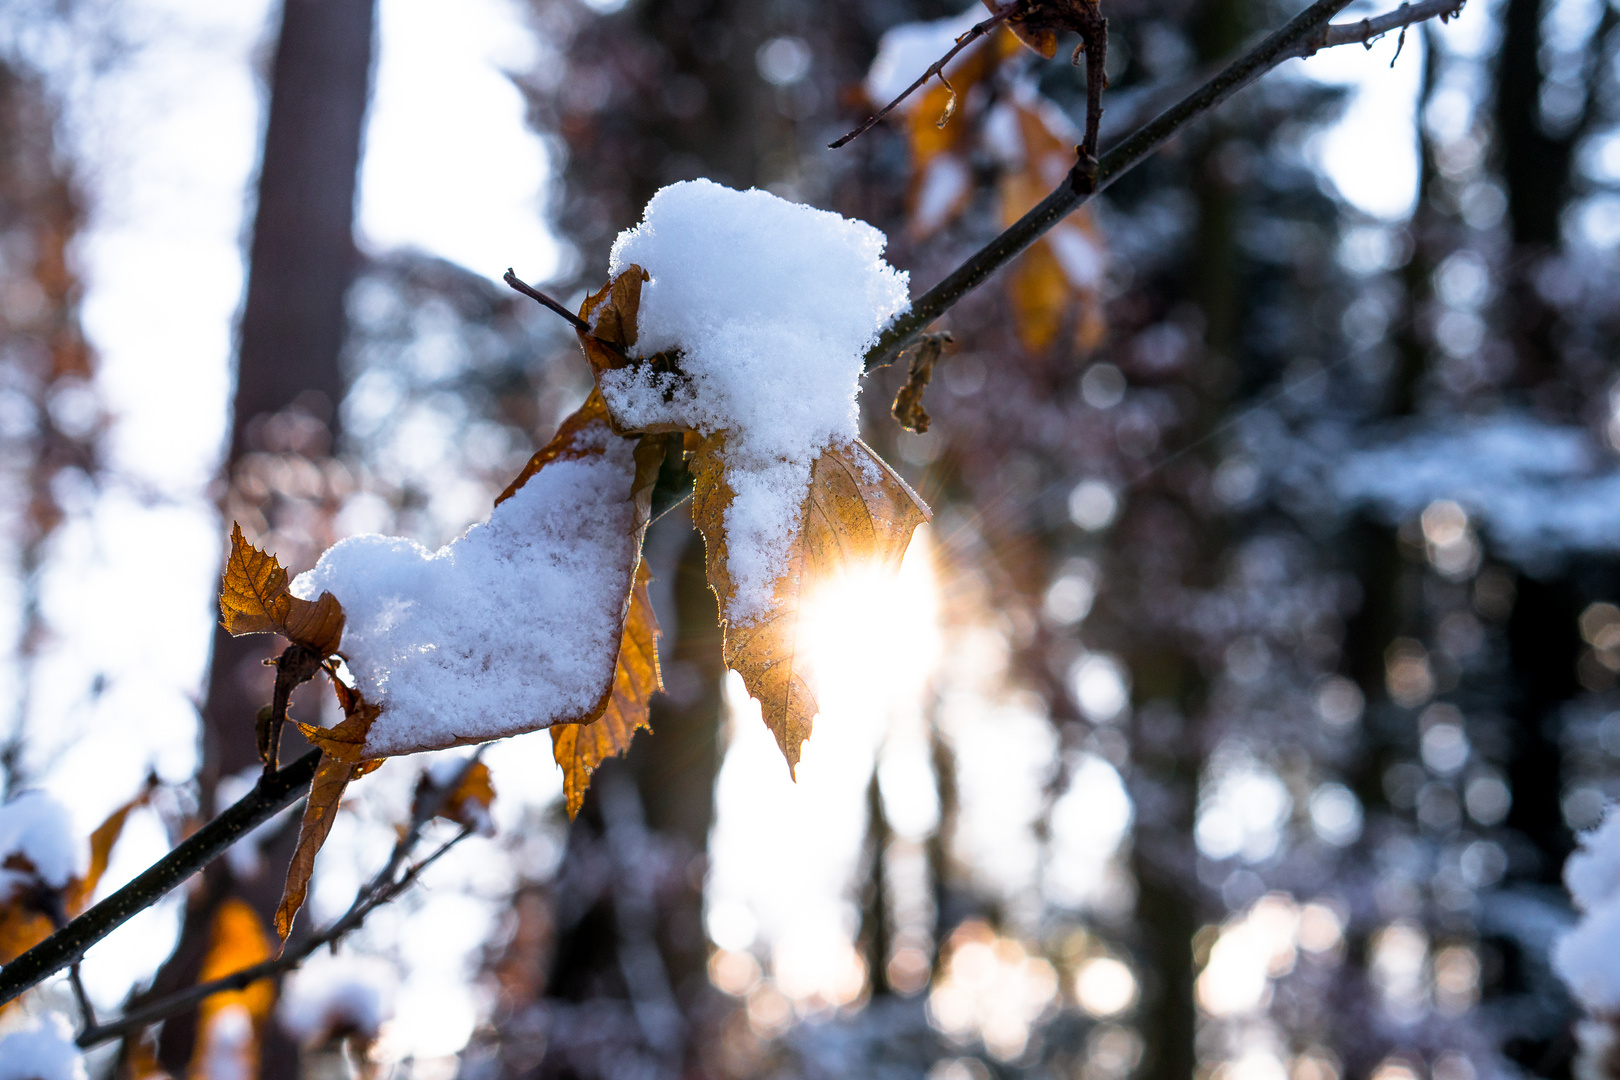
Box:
[0,0,1617,1078]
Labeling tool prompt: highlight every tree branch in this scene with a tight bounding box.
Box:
[74,752,484,1047]
[862,0,1463,370]
[0,749,322,1007]
[828,3,1022,149]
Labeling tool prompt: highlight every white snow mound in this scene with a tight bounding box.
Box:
[0,791,82,902]
[602,180,910,622]
[292,419,640,757]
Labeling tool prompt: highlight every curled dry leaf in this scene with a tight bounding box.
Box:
[552,560,662,818]
[892,332,953,434]
[276,753,372,942]
[220,523,345,657]
[693,436,930,775]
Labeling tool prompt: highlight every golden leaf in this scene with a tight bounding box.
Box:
[1000,102,1109,353]
[693,437,929,775]
[275,753,364,942]
[437,760,497,830]
[191,897,276,1077]
[64,782,154,914]
[551,560,662,818]
[219,523,345,656]
[496,389,619,506]
[296,702,379,765]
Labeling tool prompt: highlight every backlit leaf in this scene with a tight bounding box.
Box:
[275,753,366,942]
[693,436,929,775]
[435,760,497,833]
[220,523,345,656]
[64,782,154,913]
[552,560,662,818]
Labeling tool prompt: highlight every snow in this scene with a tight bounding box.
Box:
[864,5,987,107]
[291,414,642,757]
[1555,803,1620,1009]
[602,180,910,622]
[1335,415,1620,567]
[280,954,397,1045]
[0,1014,87,1080]
[0,792,82,902]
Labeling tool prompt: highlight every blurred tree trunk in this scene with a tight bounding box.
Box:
[129,0,376,1074]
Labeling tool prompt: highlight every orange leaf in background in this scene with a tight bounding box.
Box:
[64,782,154,913]
[189,897,276,1080]
[437,760,497,831]
[693,436,930,775]
[220,523,345,657]
[1000,101,1109,353]
[275,754,366,942]
[552,560,663,818]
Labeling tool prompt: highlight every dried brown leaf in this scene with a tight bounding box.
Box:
[552,560,662,818]
[275,753,366,942]
[987,0,1102,60]
[693,437,930,775]
[496,389,618,506]
[220,523,345,656]
[439,760,497,829]
[892,333,952,434]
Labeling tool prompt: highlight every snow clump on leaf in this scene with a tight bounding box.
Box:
[599,179,910,622]
[0,791,82,902]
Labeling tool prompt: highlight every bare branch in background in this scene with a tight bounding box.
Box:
[863,0,1464,370]
[73,752,485,1048]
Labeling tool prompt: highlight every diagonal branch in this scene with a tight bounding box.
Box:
[863,0,1464,370]
[0,748,322,1007]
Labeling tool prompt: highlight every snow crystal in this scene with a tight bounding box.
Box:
[291,425,641,757]
[602,180,910,621]
[864,6,985,107]
[280,954,397,1045]
[1336,415,1620,569]
[1556,803,1620,1009]
[0,1014,87,1080]
[0,791,82,902]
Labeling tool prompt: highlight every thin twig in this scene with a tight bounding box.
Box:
[862,0,1470,369]
[76,823,475,1049]
[829,2,1022,149]
[67,962,95,1028]
[505,269,632,362]
[503,269,593,334]
[0,749,322,1007]
[76,753,484,1048]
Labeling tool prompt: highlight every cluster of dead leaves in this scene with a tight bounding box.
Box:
[884,7,1110,356]
[217,395,663,939]
[218,252,927,944]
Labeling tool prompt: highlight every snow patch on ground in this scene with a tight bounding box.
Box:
[1334,415,1620,566]
[292,421,640,757]
[602,180,909,622]
[1556,804,1620,1009]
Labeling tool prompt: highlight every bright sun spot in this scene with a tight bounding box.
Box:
[707,526,942,1015]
